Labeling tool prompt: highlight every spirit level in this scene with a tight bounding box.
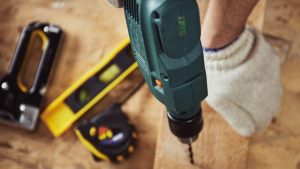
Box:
[41,38,138,137]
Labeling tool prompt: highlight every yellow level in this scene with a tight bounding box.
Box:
[41,38,138,137]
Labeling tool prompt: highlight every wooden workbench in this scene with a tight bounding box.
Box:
[154,0,300,169]
[0,0,300,169]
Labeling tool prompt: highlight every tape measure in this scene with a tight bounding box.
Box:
[75,103,137,162]
[75,79,144,162]
[41,38,138,137]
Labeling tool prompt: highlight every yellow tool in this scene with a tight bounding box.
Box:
[41,38,138,137]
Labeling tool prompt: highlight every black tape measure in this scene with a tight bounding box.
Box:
[75,103,137,162]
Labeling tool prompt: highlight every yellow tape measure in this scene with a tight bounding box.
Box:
[41,38,138,137]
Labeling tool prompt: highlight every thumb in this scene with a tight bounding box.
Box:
[106,0,124,8]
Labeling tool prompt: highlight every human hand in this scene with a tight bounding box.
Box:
[204,27,283,137]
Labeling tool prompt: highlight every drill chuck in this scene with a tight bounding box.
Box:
[167,109,203,144]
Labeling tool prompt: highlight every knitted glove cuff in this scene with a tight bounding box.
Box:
[204,27,255,71]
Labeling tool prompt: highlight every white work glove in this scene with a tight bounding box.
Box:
[204,27,283,137]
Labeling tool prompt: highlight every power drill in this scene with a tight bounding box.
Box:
[122,0,207,163]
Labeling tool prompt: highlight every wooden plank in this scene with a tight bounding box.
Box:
[154,1,266,169]
[248,1,300,168]
[248,80,300,169]
[248,0,267,30]
[263,0,300,63]
[154,103,249,169]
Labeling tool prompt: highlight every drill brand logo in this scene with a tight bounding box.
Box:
[178,16,187,37]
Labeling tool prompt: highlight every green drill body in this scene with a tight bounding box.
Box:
[123,0,207,141]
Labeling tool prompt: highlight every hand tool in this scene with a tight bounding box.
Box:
[0,22,63,130]
[75,103,137,162]
[41,38,138,137]
[122,0,207,164]
[75,81,144,162]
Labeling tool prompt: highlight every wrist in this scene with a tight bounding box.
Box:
[201,23,244,49]
[204,27,255,71]
[201,0,258,49]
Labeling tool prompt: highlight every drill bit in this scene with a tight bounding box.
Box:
[188,141,194,164]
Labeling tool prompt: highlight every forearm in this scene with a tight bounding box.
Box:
[201,0,259,49]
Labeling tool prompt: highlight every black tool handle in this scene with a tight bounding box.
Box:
[8,22,36,77]
[8,22,63,95]
[31,24,63,94]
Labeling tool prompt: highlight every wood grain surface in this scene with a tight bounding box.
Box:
[0,0,299,169]
[0,1,162,169]
[247,1,300,168]
[154,103,250,169]
[155,0,300,168]
[153,1,267,169]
